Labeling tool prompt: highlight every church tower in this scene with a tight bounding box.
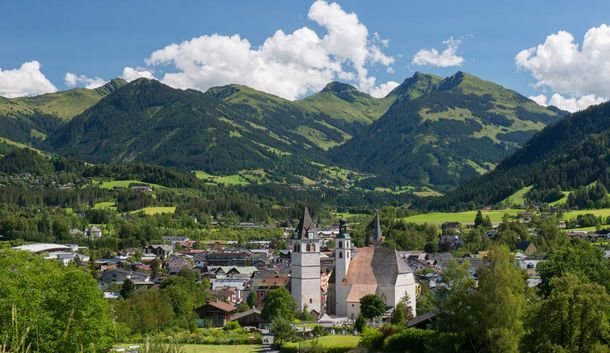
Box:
[371,212,384,245]
[334,219,351,316]
[291,206,321,313]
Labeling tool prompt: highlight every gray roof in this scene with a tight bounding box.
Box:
[293,206,316,239]
[372,214,383,243]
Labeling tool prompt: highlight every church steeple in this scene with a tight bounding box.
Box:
[371,213,383,245]
[294,206,316,239]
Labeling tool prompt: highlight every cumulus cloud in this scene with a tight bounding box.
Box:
[529,93,605,113]
[369,80,399,98]
[0,61,57,98]
[517,24,610,111]
[122,67,156,82]
[64,72,107,89]
[412,37,464,67]
[143,0,395,99]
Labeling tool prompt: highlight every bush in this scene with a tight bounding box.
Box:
[359,327,384,351]
[223,321,241,331]
[382,328,460,353]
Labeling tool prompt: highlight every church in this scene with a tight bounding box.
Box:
[291,207,417,319]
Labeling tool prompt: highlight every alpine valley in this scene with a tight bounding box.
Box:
[0,71,565,195]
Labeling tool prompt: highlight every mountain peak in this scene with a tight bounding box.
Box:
[94,78,128,96]
[321,81,359,94]
[387,72,442,100]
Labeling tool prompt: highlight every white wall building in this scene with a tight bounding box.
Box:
[290,206,321,313]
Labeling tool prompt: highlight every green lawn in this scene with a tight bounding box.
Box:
[182,344,260,353]
[129,206,176,215]
[500,186,532,206]
[93,201,116,210]
[563,208,610,220]
[404,209,521,226]
[194,171,251,186]
[282,335,359,352]
[549,191,570,206]
[99,179,163,190]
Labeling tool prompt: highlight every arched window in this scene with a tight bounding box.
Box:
[346,251,350,259]
[339,251,343,259]
[306,244,311,252]
[309,298,313,304]
[294,244,298,252]
[339,241,343,248]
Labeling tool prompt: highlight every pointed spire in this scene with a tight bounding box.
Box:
[372,212,383,244]
[294,206,316,239]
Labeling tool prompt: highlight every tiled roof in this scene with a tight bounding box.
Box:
[344,247,412,286]
[205,300,236,312]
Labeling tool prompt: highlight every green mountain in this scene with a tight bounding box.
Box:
[51,79,382,178]
[423,100,610,210]
[330,71,563,190]
[297,81,395,127]
[0,79,126,143]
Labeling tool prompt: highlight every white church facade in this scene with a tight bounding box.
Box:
[290,208,417,319]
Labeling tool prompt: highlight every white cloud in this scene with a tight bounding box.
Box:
[516,24,610,100]
[529,94,548,107]
[369,80,399,98]
[529,93,606,113]
[412,37,464,67]
[143,0,395,99]
[121,67,156,82]
[64,72,107,89]
[0,61,57,98]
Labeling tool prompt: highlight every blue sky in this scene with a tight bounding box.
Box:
[1,1,609,111]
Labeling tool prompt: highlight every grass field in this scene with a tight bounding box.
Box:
[500,186,532,206]
[130,206,176,215]
[563,208,610,220]
[194,171,251,186]
[99,179,163,190]
[93,201,116,210]
[548,191,570,206]
[404,209,521,226]
[282,335,359,352]
[182,344,260,353]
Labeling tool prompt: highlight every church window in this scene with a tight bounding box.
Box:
[339,241,343,248]
[294,244,298,252]
[306,244,311,252]
[346,251,350,259]
[309,298,313,304]
[339,251,343,259]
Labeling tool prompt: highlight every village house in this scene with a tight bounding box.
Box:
[252,273,289,307]
[516,241,537,257]
[194,300,236,327]
[441,222,462,234]
[229,309,264,328]
[439,235,464,251]
[85,226,102,239]
[99,269,151,289]
[145,244,173,258]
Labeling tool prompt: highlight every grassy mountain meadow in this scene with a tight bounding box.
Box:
[425,100,610,210]
[0,72,564,193]
[330,71,564,190]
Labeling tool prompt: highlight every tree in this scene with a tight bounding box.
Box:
[471,246,526,353]
[474,210,484,228]
[390,302,407,326]
[354,314,367,333]
[537,243,610,296]
[247,291,257,308]
[120,278,135,299]
[261,288,297,321]
[0,250,115,353]
[271,316,295,345]
[524,274,610,353]
[359,294,385,321]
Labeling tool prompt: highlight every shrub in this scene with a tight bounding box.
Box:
[359,327,384,351]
